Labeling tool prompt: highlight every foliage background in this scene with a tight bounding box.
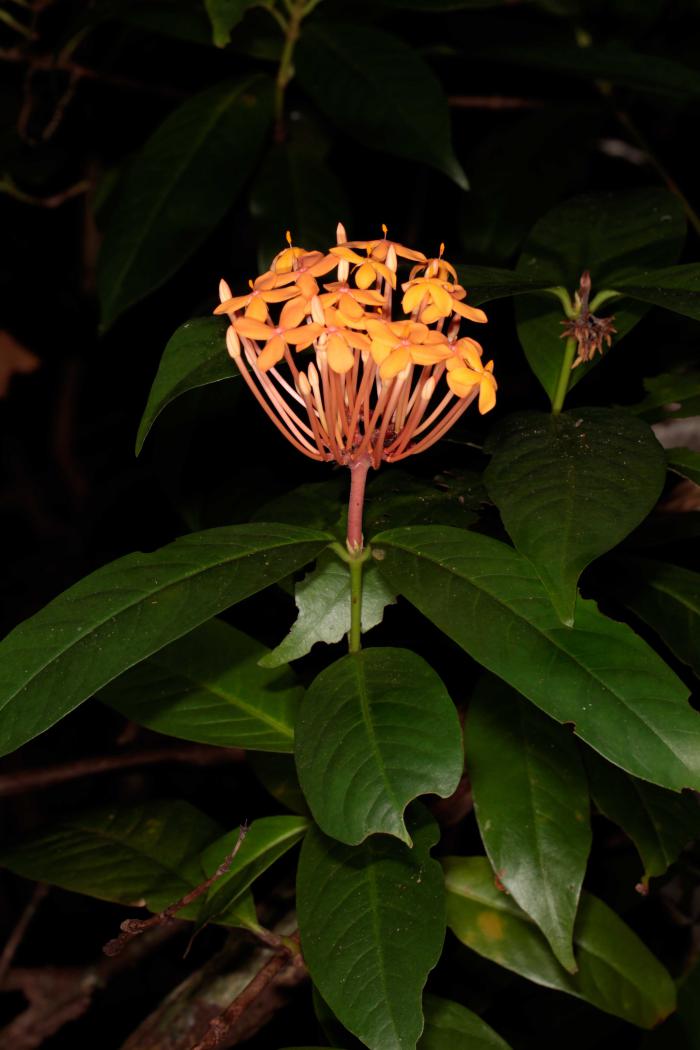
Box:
[1,0,700,1047]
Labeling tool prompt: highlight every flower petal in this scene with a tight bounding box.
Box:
[327,333,355,373]
[355,261,378,289]
[280,297,309,329]
[380,347,411,380]
[451,299,488,323]
[257,336,286,371]
[234,317,274,340]
[285,322,324,347]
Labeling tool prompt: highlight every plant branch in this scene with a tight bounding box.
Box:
[190,934,305,1050]
[273,0,306,137]
[103,825,249,957]
[551,336,578,415]
[0,883,48,987]
[0,745,244,798]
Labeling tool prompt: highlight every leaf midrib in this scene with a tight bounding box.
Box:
[2,532,325,708]
[105,78,258,316]
[381,536,689,759]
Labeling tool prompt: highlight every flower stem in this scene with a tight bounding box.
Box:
[551,336,577,415]
[273,0,306,137]
[345,455,372,653]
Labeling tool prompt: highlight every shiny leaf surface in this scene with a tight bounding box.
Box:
[295,648,463,844]
[373,525,700,790]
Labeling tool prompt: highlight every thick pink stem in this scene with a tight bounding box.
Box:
[346,455,372,552]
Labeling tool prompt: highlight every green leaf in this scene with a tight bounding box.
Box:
[454,265,555,306]
[295,648,463,845]
[136,317,234,455]
[204,0,257,47]
[584,749,699,886]
[608,557,700,678]
[484,408,666,625]
[419,994,512,1050]
[372,525,700,791]
[97,76,273,329]
[514,189,686,400]
[476,42,700,100]
[296,23,467,189]
[667,446,700,485]
[259,552,395,669]
[248,751,310,815]
[444,855,676,1029]
[615,263,700,321]
[101,618,301,752]
[0,524,331,758]
[196,815,309,928]
[467,677,591,972]
[379,0,506,7]
[631,370,700,422]
[0,800,249,924]
[250,121,350,272]
[365,469,484,534]
[459,108,595,266]
[297,809,445,1050]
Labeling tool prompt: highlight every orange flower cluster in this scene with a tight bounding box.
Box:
[215,224,496,467]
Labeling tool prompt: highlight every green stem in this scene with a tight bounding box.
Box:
[545,286,576,318]
[589,288,620,312]
[551,336,577,415]
[273,0,306,134]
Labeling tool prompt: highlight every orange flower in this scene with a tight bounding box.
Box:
[215,274,296,322]
[218,225,496,467]
[446,338,497,413]
[234,298,323,371]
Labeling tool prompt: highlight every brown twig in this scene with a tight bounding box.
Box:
[448,94,544,109]
[0,745,244,798]
[103,825,249,957]
[0,924,182,1050]
[0,883,49,986]
[190,934,304,1050]
[0,46,186,98]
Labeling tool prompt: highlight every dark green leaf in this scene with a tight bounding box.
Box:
[295,648,463,845]
[444,855,676,1028]
[372,525,700,791]
[515,189,685,400]
[459,109,594,266]
[252,477,346,535]
[97,76,273,329]
[297,810,445,1050]
[419,994,512,1050]
[0,524,330,758]
[484,408,666,624]
[455,266,555,306]
[101,618,301,752]
[248,751,310,815]
[609,557,700,678]
[667,446,700,485]
[468,677,591,972]
[585,749,699,885]
[0,800,251,925]
[196,815,309,927]
[631,370,700,422]
[204,0,257,47]
[477,42,700,99]
[250,122,350,272]
[365,469,484,534]
[296,23,467,188]
[136,317,233,455]
[616,263,700,320]
[260,552,395,668]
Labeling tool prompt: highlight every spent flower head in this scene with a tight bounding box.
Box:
[215,224,497,470]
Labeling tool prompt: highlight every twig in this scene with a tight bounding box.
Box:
[448,94,544,109]
[0,46,186,98]
[0,174,90,208]
[103,825,249,957]
[0,745,244,797]
[0,883,48,986]
[0,924,182,1050]
[190,934,304,1050]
